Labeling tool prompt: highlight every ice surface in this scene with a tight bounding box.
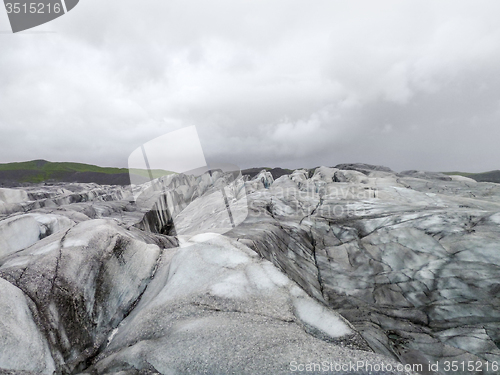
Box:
[0,278,55,374]
[293,295,353,338]
[0,188,28,204]
[2,165,498,374]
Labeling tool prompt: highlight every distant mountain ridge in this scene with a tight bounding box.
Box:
[241,167,294,180]
[1,160,498,186]
[444,170,500,183]
[0,160,170,187]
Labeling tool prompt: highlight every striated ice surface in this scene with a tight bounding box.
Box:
[0,278,56,374]
[2,165,500,374]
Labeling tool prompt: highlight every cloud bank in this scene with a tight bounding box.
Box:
[1,0,500,172]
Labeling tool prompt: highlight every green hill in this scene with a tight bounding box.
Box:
[0,160,172,186]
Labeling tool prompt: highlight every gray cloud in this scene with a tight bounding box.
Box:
[1,0,500,172]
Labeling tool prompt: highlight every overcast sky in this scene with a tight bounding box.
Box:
[1,1,499,172]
